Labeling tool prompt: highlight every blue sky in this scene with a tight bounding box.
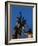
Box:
[10,5,33,32]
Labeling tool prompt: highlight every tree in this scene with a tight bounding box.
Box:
[14,12,27,39]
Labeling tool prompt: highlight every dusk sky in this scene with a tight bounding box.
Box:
[10,5,33,32]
